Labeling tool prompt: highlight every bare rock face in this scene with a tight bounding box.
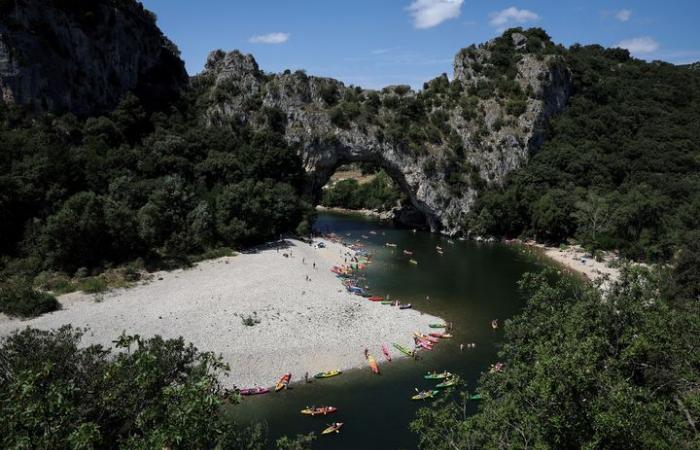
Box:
[199,29,572,235]
[0,0,187,116]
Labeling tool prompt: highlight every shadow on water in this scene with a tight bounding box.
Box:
[226,211,544,449]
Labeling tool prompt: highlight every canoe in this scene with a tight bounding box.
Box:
[314,370,342,379]
[412,390,439,400]
[416,340,433,350]
[368,355,380,374]
[429,323,447,328]
[429,332,453,339]
[424,371,452,380]
[435,378,458,388]
[470,394,482,400]
[368,296,383,302]
[399,303,412,309]
[393,343,413,357]
[322,422,344,435]
[414,332,439,343]
[381,344,392,362]
[275,372,291,391]
[301,406,337,416]
[239,387,269,396]
[409,259,418,265]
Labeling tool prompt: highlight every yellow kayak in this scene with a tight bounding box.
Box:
[314,370,341,379]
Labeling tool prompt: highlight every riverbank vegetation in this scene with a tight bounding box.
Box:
[0,89,313,316]
[0,326,314,449]
[468,42,700,262]
[412,264,700,449]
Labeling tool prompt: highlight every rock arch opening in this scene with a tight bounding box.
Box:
[307,152,435,231]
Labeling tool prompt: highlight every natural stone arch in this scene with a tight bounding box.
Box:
[202,30,572,235]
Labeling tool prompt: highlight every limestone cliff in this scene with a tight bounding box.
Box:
[0,0,187,116]
[198,30,572,234]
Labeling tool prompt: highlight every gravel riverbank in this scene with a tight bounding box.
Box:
[0,238,442,388]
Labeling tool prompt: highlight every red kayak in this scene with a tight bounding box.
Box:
[239,387,270,396]
[368,296,383,302]
[382,344,392,362]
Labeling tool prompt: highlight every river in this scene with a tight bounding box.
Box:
[227,211,545,449]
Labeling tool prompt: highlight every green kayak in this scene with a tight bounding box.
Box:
[392,343,413,357]
[469,393,482,400]
[381,300,393,305]
[435,379,458,388]
[424,371,451,380]
[428,323,447,329]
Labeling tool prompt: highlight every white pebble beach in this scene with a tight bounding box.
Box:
[0,238,443,388]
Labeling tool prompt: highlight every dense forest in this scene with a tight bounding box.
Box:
[468,40,700,261]
[0,85,314,317]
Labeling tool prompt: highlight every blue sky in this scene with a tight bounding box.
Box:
[141,0,700,89]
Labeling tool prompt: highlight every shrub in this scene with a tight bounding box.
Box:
[0,278,59,318]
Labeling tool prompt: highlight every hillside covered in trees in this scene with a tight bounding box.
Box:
[467,43,700,261]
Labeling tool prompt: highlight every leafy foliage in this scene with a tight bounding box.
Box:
[468,44,700,261]
[412,267,700,449]
[0,326,266,449]
[0,90,312,277]
[0,277,59,317]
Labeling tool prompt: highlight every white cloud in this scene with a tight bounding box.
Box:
[249,32,290,44]
[615,9,632,22]
[489,7,539,29]
[616,36,659,55]
[408,0,464,29]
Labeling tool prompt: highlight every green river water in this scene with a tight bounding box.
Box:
[228,211,545,449]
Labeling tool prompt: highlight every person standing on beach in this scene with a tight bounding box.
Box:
[460,343,464,352]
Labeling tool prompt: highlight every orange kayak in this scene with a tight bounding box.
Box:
[368,355,380,374]
[368,296,383,302]
[275,372,291,391]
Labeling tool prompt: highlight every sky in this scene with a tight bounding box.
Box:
[140,0,700,89]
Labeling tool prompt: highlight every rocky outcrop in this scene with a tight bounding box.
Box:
[201,29,572,235]
[0,0,187,116]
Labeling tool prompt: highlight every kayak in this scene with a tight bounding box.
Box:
[381,300,393,305]
[381,344,392,362]
[368,296,383,302]
[412,390,439,400]
[403,250,413,256]
[322,422,344,435]
[393,343,413,357]
[424,371,452,380]
[429,323,447,328]
[414,332,439,343]
[314,370,342,379]
[409,259,418,265]
[368,355,380,374]
[239,387,269,396]
[385,243,397,247]
[416,340,433,350]
[275,372,291,391]
[435,378,458,388]
[301,406,337,416]
[399,303,412,309]
[429,332,453,339]
[470,394,482,400]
